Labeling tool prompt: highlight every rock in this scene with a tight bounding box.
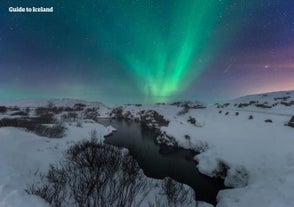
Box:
[274,96,290,101]
[255,103,272,108]
[140,110,169,129]
[280,101,294,106]
[184,134,190,139]
[224,166,249,188]
[187,116,196,125]
[288,116,294,128]
[110,106,124,119]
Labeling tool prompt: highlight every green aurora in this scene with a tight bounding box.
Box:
[5,1,292,104]
[100,0,231,101]
[89,0,233,102]
[122,1,228,102]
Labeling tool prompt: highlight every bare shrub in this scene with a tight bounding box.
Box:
[27,133,147,207]
[0,117,65,138]
[162,177,192,206]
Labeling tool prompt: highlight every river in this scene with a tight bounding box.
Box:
[99,118,225,205]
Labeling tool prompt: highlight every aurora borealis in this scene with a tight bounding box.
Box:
[1,0,294,104]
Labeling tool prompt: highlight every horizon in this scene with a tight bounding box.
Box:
[0,89,293,106]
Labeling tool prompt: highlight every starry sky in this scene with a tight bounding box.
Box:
[1,0,294,104]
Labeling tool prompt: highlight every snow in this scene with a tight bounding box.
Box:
[1,91,294,206]
[165,92,294,207]
[114,91,294,207]
[0,122,114,207]
[0,105,196,206]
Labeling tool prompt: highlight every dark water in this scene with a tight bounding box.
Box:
[99,119,225,205]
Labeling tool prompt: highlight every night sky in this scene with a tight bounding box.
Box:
[1,0,294,104]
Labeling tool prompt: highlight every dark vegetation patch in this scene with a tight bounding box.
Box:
[61,112,78,122]
[0,106,8,113]
[249,115,254,120]
[73,103,86,111]
[274,96,290,101]
[237,100,275,109]
[83,108,100,121]
[162,177,192,206]
[176,102,206,115]
[156,131,179,154]
[238,101,258,108]
[110,106,124,119]
[110,107,135,121]
[0,114,65,138]
[255,103,272,108]
[238,101,257,108]
[177,104,190,115]
[216,103,230,109]
[156,102,166,105]
[280,101,294,106]
[140,110,169,129]
[172,101,206,108]
[211,160,249,188]
[213,160,230,179]
[35,103,86,117]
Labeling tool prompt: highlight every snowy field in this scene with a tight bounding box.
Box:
[0,91,294,207]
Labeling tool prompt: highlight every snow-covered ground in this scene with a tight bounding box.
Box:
[0,122,115,207]
[0,90,294,207]
[0,102,196,207]
[110,90,294,207]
